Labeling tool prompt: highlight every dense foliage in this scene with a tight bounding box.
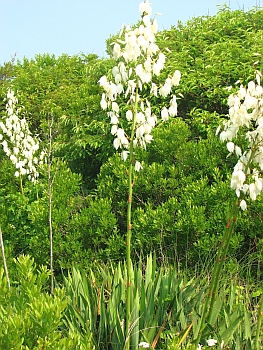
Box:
[1,6,263,274]
[1,5,263,347]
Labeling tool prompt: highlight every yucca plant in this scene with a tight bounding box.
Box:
[63,254,201,349]
[98,1,181,347]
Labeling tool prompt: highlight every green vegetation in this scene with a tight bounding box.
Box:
[0,3,263,349]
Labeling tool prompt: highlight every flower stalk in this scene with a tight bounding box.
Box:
[195,199,239,345]
[196,72,263,346]
[255,289,263,349]
[0,89,42,288]
[126,87,139,345]
[99,1,181,347]
[0,225,10,290]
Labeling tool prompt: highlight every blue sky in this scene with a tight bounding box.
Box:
[0,0,261,65]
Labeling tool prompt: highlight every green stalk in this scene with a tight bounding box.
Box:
[0,224,10,290]
[208,201,239,316]
[255,289,263,349]
[125,87,139,350]
[195,199,239,345]
[195,145,257,346]
[19,175,24,195]
[48,117,54,294]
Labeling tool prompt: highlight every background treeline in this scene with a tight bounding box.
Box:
[1,4,263,279]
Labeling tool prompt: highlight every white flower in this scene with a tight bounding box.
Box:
[136,125,145,138]
[113,138,121,150]
[98,75,108,87]
[126,110,133,121]
[168,105,177,117]
[159,80,172,97]
[151,18,158,33]
[144,133,153,143]
[113,43,121,60]
[235,145,242,157]
[121,150,129,161]
[111,125,118,135]
[112,66,119,77]
[152,61,162,76]
[158,52,165,64]
[226,141,235,153]
[9,154,17,164]
[138,341,150,348]
[135,161,143,172]
[116,128,125,139]
[142,15,151,27]
[171,70,181,86]
[231,169,246,193]
[114,73,122,85]
[116,83,123,94]
[136,112,145,124]
[161,107,169,121]
[240,199,247,211]
[112,102,119,113]
[150,82,158,96]
[207,339,217,346]
[100,94,107,110]
[139,0,152,16]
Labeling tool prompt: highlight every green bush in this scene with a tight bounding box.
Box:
[0,254,93,349]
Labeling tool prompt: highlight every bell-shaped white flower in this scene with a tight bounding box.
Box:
[121,150,130,161]
[134,161,143,172]
[226,141,235,153]
[113,43,121,60]
[240,199,247,210]
[171,70,181,86]
[100,94,108,110]
[139,0,152,16]
[112,102,120,113]
[98,75,108,87]
[126,110,133,121]
[161,107,169,121]
[159,79,172,97]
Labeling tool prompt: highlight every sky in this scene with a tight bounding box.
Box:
[0,0,262,66]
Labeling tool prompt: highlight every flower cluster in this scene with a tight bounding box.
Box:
[0,89,43,183]
[99,0,181,168]
[218,72,263,210]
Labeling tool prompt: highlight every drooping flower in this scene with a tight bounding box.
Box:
[99,0,181,172]
[135,161,143,172]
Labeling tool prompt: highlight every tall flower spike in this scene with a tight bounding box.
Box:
[98,3,181,347]
[99,0,181,166]
[1,89,43,183]
[219,73,263,210]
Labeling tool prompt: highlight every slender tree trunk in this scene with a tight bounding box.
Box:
[48,117,54,294]
[0,225,10,290]
[48,161,53,294]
